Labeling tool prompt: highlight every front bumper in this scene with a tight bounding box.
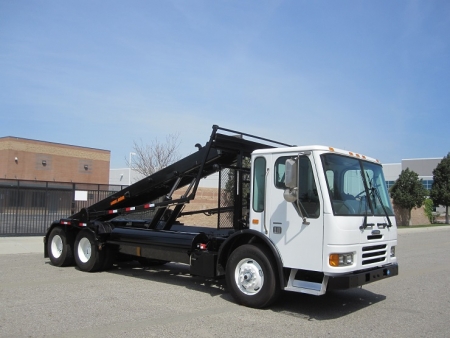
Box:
[327,263,398,290]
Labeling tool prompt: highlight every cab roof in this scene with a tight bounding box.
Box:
[252,145,381,164]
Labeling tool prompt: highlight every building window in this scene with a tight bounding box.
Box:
[386,181,395,190]
[422,180,433,191]
[386,179,433,191]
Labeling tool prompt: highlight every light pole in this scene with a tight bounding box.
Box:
[129,152,136,185]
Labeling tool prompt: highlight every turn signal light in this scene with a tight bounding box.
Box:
[329,253,354,267]
[329,254,340,267]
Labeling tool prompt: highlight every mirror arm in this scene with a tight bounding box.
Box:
[295,155,309,225]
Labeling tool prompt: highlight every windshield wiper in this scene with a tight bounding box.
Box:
[359,197,375,230]
[363,172,392,228]
[359,172,372,230]
[370,186,392,228]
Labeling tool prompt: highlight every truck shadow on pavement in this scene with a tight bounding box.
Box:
[107,260,227,298]
[106,260,386,320]
[270,288,386,320]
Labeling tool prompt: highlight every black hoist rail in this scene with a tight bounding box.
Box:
[69,125,292,229]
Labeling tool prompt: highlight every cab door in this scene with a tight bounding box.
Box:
[267,154,324,271]
[249,155,269,233]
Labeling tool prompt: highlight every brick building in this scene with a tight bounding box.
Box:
[0,136,110,184]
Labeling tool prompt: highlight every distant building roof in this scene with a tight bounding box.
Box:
[0,136,109,153]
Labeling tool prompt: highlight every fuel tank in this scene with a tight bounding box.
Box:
[107,227,209,264]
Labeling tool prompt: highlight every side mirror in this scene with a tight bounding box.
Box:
[283,158,298,203]
[283,188,297,203]
[284,159,297,188]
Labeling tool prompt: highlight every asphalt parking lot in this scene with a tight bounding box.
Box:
[1,226,450,338]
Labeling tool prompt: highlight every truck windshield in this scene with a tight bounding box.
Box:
[321,153,394,216]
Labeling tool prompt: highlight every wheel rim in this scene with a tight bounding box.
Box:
[50,235,63,259]
[78,237,92,263]
[235,258,264,295]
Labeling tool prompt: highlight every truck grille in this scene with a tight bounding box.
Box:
[362,244,387,265]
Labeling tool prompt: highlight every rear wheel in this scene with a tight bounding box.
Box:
[47,227,74,267]
[226,244,280,308]
[74,230,105,272]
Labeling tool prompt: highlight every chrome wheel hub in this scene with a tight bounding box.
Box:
[235,258,264,295]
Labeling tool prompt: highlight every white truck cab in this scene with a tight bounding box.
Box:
[249,146,397,296]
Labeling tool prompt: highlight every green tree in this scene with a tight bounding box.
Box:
[424,198,435,224]
[430,153,450,224]
[390,168,427,226]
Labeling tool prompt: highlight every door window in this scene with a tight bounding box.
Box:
[252,157,266,212]
[275,156,320,218]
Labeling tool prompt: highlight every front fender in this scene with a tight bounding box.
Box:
[217,229,285,288]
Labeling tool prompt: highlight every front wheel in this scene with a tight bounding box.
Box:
[47,226,74,267]
[226,244,280,308]
[74,230,105,272]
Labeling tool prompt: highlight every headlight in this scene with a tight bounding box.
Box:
[390,246,396,257]
[329,253,354,267]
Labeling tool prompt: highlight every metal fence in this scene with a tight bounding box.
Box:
[217,164,250,230]
[0,179,127,236]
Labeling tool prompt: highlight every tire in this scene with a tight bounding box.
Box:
[225,244,280,308]
[47,227,74,267]
[74,230,105,272]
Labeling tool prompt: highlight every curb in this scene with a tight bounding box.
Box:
[397,225,450,234]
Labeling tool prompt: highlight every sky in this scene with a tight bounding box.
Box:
[1,1,449,168]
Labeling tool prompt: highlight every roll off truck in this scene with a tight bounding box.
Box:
[44,125,398,308]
